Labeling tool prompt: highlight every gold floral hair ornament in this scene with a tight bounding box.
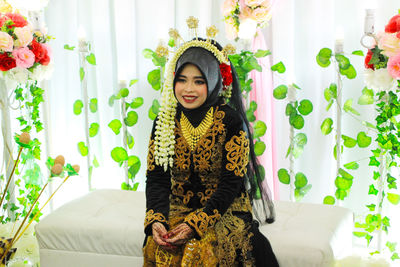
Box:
[153,17,237,171]
[155,41,169,58]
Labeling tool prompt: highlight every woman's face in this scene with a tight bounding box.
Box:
[174,63,208,109]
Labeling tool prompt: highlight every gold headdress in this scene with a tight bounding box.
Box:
[153,17,236,171]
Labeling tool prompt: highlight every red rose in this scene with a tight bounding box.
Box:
[364,49,374,70]
[219,63,233,87]
[385,14,400,33]
[30,39,47,63]
[0,53,16,71]
[4,13,28,28]
[39,54,50,66]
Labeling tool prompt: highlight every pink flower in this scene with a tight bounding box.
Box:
[12,47,35,68]
[0,32,13,52]
[239,6,253,20]
[244,0,265,7]
[41,42,52,58]
[222,0,237,16]
[378,32,400,58]
[251,6,271,22]
[387,53,400,79]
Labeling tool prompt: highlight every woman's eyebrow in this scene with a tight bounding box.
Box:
[178,74,205,79]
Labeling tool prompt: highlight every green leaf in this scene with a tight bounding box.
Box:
[254,49,271,58]
[321,118,333,135]
[89,123,99,137]
[78,141,88,156]
[344,161,359,170]
[89,98,98,113]
[298,99,313,116]
[391,253,400,261]
[343,99,360,116]
[285,103,296,117]
[130,97,144,109]
[249,101,257,111]
[335,176,353,190]
[127,134,135,149]
[129,79,138,86]
[108,95,116,107]
[243,56,262,72]
[119,88,129,98]
[324,83,337,102]
[386,242,397,253]
[326,100,334,111]
[133,182,139,191]
[79,67,85,82]
[273,85,288,99]
[368,184,379,195]
[127,156,141,178]
[73,100,83,115]
[86,53,96,65]
[323,196,335,205]
[294,184,312,201]
[293,133,307,147]
[124,111,138,127]
[271,61,286,73]
[111,147,128,163]
[342,135,357,148]
[358,87,374,105]
[64,44,75,50]
[294,172,308,188]
[340,64,357,79]
[278,168,290,184]
[335,189,348,200]
[352,50,364,56]
[387,193,400,205]
[369,156,380,167]
[168,38,175,48]
[108,119,122,135]
[339,168,353,180]
[353,231,367,237]
[147,69,161,90]
[254,141,266,156]
[142,48,154,59]
[357,132,372,148]
[253,121,267,139]
[316,48,332,67]
[93,155,100,168]
[335,54,350,70]
[289,114,304,129]
[366,204,376,211]
[148,106,157,120]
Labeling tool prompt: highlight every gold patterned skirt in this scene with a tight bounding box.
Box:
[143,199,255,267]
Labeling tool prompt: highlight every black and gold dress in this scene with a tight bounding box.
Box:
[143,103,277,267]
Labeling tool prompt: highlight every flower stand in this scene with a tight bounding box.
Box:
[35,189,353,267]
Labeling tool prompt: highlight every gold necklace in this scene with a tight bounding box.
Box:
[180,107,214,150]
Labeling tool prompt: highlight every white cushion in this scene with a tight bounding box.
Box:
[36,189,353,267]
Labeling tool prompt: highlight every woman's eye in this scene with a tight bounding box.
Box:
[176,78,186,83]
[195,80,205,85]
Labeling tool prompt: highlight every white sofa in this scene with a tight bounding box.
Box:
[35,189,353,267]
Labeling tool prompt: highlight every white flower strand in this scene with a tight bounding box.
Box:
[154,39,230,171]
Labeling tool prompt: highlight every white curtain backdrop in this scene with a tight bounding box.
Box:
[2,0,396,249]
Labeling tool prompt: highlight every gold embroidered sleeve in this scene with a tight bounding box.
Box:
[184,209,221,238]
[144,209,168,229]
[146,139,155,173]
[225,130,250,177]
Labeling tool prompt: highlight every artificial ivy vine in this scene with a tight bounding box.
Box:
[316,47,374,204]
[65,43,99,189]
[108,79,143,191]
[271,62,314,201]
